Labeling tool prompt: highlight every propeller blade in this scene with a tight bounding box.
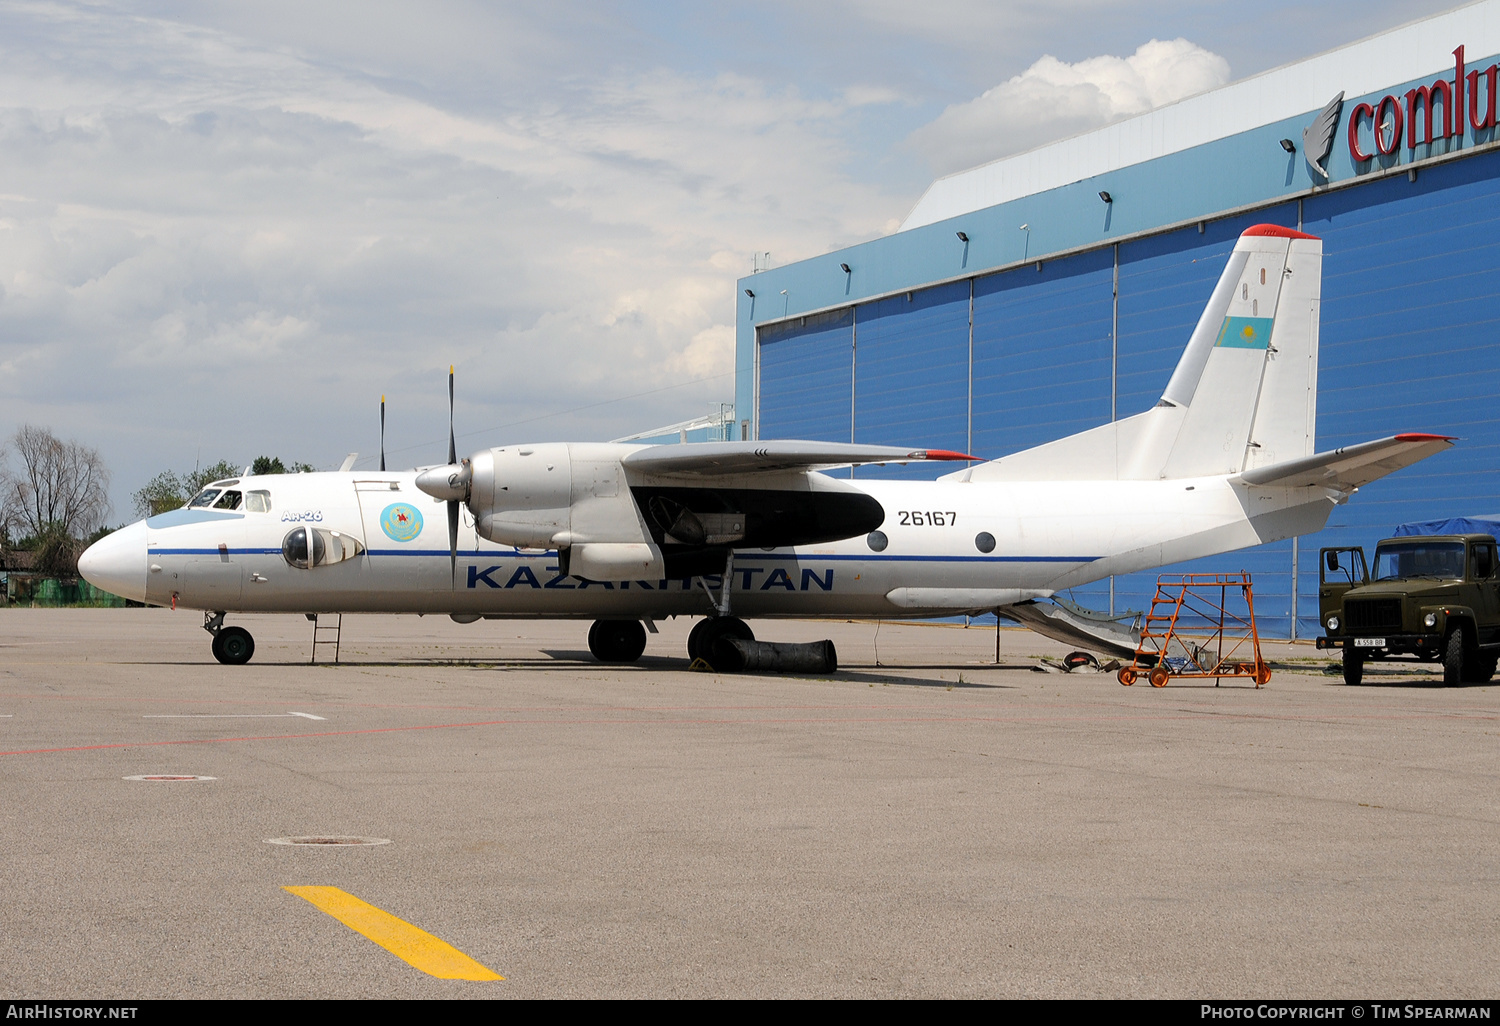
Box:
[448,498,459,580]
[448,367,458,582]
[380,395,386,472]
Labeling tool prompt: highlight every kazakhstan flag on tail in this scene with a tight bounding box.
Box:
[1215,316,1274,349]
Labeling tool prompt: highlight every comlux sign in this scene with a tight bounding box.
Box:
[1347,45,1499,161]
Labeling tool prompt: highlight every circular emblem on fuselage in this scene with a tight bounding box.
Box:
[380,503,424,542]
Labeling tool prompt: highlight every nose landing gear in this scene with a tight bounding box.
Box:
[204,611,256,665]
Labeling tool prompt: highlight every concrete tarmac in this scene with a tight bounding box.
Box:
[0,608,1495,999]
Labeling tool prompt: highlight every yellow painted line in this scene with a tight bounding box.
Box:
[283,885,504,981]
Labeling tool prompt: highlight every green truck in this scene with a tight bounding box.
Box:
[1317,517,1500,686]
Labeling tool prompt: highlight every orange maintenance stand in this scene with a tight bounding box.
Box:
[1117,572,1270,688]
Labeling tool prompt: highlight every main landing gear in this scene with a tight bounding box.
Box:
[687,616,754,664]
[204,611,256,665]
[588,619,648,663]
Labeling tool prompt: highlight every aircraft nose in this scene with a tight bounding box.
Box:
[77,520,148,603]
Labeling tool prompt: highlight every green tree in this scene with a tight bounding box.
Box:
[252,456,315,475]
[132,470,187,518]
[32,524,81,578]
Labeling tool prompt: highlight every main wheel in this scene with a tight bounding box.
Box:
[1342,647,1363,686]
[213,626,255,665]
[1444,625,1470,686]
[698,617,754,669]
[588,619,647,663]
[687,618,714,661]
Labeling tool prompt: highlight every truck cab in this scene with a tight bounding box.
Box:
[1317,533,1500,685]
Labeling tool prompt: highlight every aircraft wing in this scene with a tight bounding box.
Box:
[621,440,977,477]
[1231,433,1455,490]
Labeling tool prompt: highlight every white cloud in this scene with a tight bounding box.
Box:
[908,38,1231,176]
[0,2,912,515]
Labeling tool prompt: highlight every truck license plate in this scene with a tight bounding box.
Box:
[1355,638,1385,647]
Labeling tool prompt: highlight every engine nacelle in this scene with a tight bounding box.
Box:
[568,542,665,582]
[470,443,573,548]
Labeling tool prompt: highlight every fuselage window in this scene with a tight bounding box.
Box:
[187,489,222,508]
[245,490,272,513]
[213,490,243,510]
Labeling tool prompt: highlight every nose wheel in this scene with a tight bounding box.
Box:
[588,620,648,663]
[203,612,256,665]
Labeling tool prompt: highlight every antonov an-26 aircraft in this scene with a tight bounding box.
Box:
[80,225,1451,666]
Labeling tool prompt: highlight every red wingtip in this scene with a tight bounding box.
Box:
[1241,223,1320,240]
[1394,432,1457,442]
[916,449,982,461]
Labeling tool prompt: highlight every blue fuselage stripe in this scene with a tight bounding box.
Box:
[149,547,1098,563]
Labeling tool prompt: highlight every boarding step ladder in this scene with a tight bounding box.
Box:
[310,613,343,665]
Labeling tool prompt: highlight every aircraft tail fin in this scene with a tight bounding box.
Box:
[953,224,1322,483]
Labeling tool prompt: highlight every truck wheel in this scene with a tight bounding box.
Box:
[1466,652,1498,684]
[1443,626,1470,686]
[1342,648,1363,686]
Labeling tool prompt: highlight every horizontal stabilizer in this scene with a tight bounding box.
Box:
[623,440,977,476]
[1230,433,1454,491]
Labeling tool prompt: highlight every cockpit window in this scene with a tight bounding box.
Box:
[245,490,272,513]
[187,489,222,508]
[212,490,243,510]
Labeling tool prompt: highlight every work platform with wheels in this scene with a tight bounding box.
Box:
[1117,573,1269,688]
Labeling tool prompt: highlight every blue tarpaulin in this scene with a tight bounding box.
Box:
[1392,516,1500,537]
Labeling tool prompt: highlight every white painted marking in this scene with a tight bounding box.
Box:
[143,712,327,720]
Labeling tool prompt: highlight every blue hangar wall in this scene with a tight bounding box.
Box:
[736,57,1500,638]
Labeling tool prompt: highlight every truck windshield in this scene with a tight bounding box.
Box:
[1373,541,1465,581]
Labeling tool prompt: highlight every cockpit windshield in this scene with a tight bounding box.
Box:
[1373,541,1465,581]
[187,489,221,508]
[212,490,243,510]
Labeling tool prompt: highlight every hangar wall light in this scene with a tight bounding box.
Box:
[1279,138,1297,153]
[955,231,969,242]
[840,263,851,273]
[744,288,754,298]
[1098,191,1113,204]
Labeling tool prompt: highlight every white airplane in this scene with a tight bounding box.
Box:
[79,224,1452,666]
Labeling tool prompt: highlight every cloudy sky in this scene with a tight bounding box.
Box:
[0,0,1416,520]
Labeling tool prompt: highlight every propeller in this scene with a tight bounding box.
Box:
[413,366,472,585]
[379,395,386,472]
[447,367,459,579]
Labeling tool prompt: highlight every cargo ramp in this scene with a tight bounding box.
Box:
[1000,597,1143,659]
